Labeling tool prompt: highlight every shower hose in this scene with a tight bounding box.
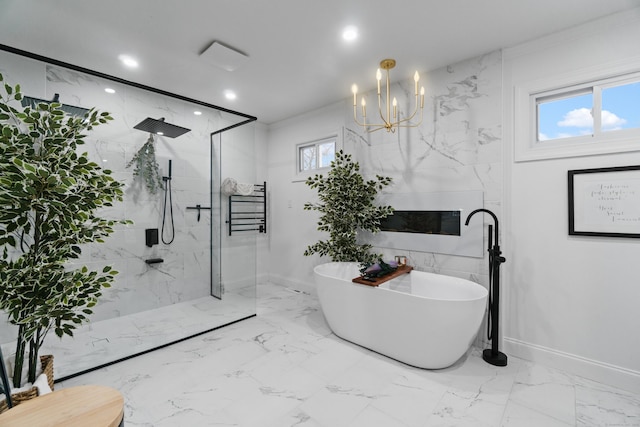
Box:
[161,160,175,245]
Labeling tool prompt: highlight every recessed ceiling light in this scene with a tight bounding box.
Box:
[104,88,116,94]
[157,131,164,136]
[342,26,358,42]
[194,110,202,116]
[224,90,237,100]
[118,54,139,68]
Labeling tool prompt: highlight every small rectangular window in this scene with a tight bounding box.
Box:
[299,145,317,171]
[537,90,593,141]
[516,67,640,162]
[297,137,335,173]
[534,74,640,144]
[601,81,640,133]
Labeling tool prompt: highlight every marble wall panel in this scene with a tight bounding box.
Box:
[344,51,503,328]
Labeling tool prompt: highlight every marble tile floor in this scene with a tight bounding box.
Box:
[58,282,640,426]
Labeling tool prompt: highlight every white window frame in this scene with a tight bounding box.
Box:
[293,131,342,182]
[514,61,640,162]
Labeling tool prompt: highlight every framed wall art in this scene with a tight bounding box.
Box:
[568,165,640,238]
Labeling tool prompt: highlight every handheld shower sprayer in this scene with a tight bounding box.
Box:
[465,208,507,367]
[161,160,175,245]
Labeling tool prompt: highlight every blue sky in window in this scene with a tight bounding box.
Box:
[538,82,640,140]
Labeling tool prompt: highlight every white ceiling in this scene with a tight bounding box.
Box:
[1,0,638,124]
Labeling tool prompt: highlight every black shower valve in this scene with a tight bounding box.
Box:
[145,228,159,247]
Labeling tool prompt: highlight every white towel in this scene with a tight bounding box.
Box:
[236,182,254,196]
[33,373,52,395]
[221,177,237,196]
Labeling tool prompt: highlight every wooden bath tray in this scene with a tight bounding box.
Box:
[352,265,413,287]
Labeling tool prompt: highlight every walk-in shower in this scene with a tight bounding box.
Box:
[0,44,259,380]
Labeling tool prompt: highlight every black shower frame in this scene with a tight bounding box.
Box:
[0,44,257,132]
[0,44,258,382]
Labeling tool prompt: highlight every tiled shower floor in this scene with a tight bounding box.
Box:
[58,282,640,426]
[41,292,255,379]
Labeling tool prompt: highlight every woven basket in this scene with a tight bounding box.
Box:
[0,355,54,414]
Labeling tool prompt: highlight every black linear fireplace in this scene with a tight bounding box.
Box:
[380,210,461,236]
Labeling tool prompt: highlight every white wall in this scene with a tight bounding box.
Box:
[266,103,347,291]
[503,10,640,392]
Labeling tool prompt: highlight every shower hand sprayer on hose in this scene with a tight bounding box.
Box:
[162,159,175,245]
[465,208,508,367]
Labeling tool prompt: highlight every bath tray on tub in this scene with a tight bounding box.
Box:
[352,265,413,287]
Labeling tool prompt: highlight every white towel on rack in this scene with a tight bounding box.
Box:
[221,177,237,196]
[236,182,254,196]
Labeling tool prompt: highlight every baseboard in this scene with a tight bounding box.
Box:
[504,336,640,394]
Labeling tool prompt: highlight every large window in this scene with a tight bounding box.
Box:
[297,137,335,172]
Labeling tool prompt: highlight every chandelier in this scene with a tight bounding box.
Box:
[351,59,425,133]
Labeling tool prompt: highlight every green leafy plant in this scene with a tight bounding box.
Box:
[126,133,163,194]
[304,150,393,264]
[0,73,130,387]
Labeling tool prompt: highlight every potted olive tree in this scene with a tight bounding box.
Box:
[0,73,129,388]
[304,150,393,264]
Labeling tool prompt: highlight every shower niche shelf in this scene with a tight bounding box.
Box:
[227,182,267,235]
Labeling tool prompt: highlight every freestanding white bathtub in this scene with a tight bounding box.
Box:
[314,262,488,369]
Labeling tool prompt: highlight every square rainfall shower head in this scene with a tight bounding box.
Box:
[21,94,90,117]
[133,117,191,138]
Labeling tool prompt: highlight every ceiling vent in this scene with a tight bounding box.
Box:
[200,41,249,72]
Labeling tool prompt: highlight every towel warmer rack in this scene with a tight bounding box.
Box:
[227,182,267,235]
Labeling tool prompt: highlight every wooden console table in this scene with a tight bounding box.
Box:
[0,385,124,426]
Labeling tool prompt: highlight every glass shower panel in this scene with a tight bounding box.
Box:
[212,120,257,316]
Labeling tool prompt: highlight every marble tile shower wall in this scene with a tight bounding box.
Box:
[0,54,220,333]
[46,66,219,322]
[345,51,503,342]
